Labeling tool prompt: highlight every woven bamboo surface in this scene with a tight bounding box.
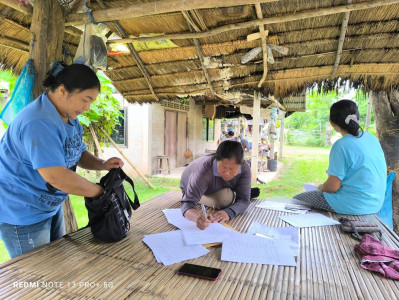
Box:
[1,190,399,299]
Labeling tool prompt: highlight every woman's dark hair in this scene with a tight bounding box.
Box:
[43,61,100,93]
[216,140,244,164]
[330,99,363,137]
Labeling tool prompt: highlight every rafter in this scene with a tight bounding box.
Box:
[107,0,399,44]
[332,0,352,77]
[255,3,268,88]
[95,0,159,101]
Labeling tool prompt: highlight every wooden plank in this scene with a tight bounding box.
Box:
[251,91,260,183]
[176,112,187,167]
[246,31,269,42]
[66,0,280,25]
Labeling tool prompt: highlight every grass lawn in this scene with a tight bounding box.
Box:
[0,146,329,264]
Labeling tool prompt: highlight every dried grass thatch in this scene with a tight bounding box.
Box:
[0,0,398,109]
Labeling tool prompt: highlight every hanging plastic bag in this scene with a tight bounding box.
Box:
[74,23,108,69]
[0,59,36,126]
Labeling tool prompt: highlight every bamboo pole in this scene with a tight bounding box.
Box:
[99,127,155,189]
[89,124,104,159]
[105,0,399,43]
[279,113,285,161]
[251,90,260,184]
[255,4,268,88]
[331,0,352,78]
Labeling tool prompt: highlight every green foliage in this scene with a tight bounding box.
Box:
[0,70,17,98]
[79,72,123,151]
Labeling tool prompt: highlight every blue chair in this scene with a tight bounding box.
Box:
[377,172,396,229]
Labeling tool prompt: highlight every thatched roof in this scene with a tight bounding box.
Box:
[0,0,399,111]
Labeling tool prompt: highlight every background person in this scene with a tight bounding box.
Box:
[180,140,251,229]
[293,99,387,214]
[0,62,124,259]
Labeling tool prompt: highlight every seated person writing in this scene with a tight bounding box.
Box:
[293,99,387,214]
[180,141,251,229]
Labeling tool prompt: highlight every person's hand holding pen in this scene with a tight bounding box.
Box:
[196,204,213,230]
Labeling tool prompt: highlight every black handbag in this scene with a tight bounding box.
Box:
[84,168,140,242]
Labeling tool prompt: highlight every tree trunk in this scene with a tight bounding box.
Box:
[370,90,399,233]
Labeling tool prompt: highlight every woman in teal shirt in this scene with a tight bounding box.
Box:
[294,99,387,215]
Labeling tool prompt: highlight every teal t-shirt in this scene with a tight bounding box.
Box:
[0,93,86,225]
[323,132,387,215]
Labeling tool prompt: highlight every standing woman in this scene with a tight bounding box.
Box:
[0,62,124,259]
[294,99,387,215]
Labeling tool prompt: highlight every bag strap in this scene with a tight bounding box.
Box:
[120,169,140,210]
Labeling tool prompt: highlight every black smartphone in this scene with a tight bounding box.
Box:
[177,263,222,280]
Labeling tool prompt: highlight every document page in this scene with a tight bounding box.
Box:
[279,213,340,228]
[221,234,296,266]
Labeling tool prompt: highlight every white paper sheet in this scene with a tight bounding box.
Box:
[246,222,299,256]
[142,230,209,266]
[256,201,310,214]
[279,213,340,228]
[302,184,318,192]
[162,208,197,230]
[181,222,239,245]
[221,234,296,266]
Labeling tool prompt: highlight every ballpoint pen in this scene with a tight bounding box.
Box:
[201,204,207,217]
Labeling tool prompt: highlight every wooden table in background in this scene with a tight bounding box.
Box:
[1,191,399,299]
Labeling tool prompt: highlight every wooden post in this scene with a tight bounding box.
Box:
[365,93,372,132]
[29,0,78,234]
[279,113,285,161]
[370,90,399,233]
[30,0,65,99]
[100,128,156,189]
[251,91,260,184]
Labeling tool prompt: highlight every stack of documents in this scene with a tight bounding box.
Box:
[142,209,238,266]
[143,230,209,266]
[256,200,311,214]
[221,221,298,266]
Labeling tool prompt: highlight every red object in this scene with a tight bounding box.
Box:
[354,234,399,279]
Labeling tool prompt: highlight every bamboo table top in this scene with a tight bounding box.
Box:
[1,191,399,300]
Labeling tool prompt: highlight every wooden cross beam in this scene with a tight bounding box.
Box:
[107,0,399,44]
[331,0,352,78]
[66,0,279,25]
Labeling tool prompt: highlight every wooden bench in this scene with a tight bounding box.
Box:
[1,191,399,299]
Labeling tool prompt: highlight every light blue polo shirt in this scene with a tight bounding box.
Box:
[324,132,387,215]
[0,93,87,225]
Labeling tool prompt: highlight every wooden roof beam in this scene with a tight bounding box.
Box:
[108,0,399,44]
[255,3,268,88]
[66,0,279,25]
[332,0,352,77]
[95,0,158,101]
[182,11,216,96]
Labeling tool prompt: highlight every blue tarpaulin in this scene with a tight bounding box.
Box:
[0,59,36,126]
[377,172,396,229]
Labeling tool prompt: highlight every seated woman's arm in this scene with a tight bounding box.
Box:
[318,175,341,193]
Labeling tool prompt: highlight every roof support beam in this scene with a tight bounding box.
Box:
[255,4,268,88]
[332,0,352,77]
[95,0,159,101]
[0,0,33,15]
[182,11,216,96]
[66,0,279,25]
[107,0,399,44]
